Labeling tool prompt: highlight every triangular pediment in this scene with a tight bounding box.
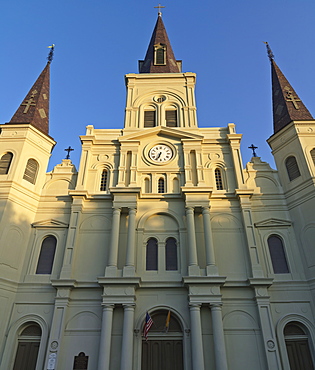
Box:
[32,219,69,228]
[120,127,204,142]
[254,218,292,228]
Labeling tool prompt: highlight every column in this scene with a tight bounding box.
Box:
[124,208,137,276]
[106,207,121,276]
[210,304,228,370]
[120,304,135,370]
[189,304,205,370]
[202,207,218,275]
[98,304,114,370]
[186,207,199,275]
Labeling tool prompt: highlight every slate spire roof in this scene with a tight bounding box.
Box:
[267,43,313,133]
[139,14,181,73]
[8,61,50,135]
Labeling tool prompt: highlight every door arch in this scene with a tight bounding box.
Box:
[13,323,42,370]
[141,310,183,370]
[284,322,314,370]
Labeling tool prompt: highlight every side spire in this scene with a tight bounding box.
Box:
[8,46,53,135]
[139,14,181,73]
[265,42,313,134]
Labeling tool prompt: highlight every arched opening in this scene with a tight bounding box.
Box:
[146,238,158,271]
[165,238,178,270]
[267,235,289,274]
[214,168,224,190]
[311,148,315,166]
[142,310,183,370]
[284,322,314,370]
[158,178,165,193]
[144,110,156,127]
[0,152,13,174]
[100,169,108,191]
[13,323,42,370]
[165,109,177,127]
[36,236,57,274]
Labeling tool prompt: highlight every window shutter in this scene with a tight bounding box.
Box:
[0,152,13,175]
[100,169,108,191]
[166,110,177,127]
[144,111,156,127]
[285,156,301,181]
[23,159,39,184]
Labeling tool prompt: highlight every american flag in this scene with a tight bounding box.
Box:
[143,312,153,341]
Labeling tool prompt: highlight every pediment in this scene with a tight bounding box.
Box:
[32,219,69,228]
[254,218,292,228]
[119,127,204,142]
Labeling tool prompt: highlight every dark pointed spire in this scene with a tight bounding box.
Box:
[8,58,51,135]
[265,42,313,134]
[139,14,181,73]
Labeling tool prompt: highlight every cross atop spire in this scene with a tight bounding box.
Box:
[264,42,274,62]
[154,3,165,17]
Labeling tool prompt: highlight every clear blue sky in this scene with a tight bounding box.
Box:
[1,0,315,171]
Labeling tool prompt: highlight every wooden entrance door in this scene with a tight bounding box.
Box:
[13,342,40,370]
[142,340,183,370]
[286,339,314,370]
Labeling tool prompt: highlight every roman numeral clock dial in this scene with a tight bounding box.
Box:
[149,144,173,163]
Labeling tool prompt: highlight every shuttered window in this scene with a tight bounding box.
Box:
[311,148,315,166]
[100,169,108,191]
[36,236,57,274]
[0,152,13,174]
[146,238,158,270]
[166,110,177,127]
[285,156,301,181]
[214,168,224,190]
[23,159,39,184]
[144,111,156,127]
[155,45,166,65]
[268,235,289,274]
[165,238,177,270]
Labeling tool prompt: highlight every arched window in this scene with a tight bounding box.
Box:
[284,322,314,370]
[311,148,315,166]
[144,177,151,193]
[154,44,166,65]
[23,159,39,184]
[165,237,178,270]
[100,169,108,191]
[158,178,165,193]
[146,238,158,270]
[166,110,177,127]
[214,168,224,190]
[144,110,156,127]
[267,235,289,274]
[13,323,42,370]
[285,156,301,181]
[0,152,13,175]
[36,236,57,274]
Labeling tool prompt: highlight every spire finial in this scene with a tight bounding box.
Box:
[47,44,55,64]
[154,3,165,16]
[264,42,274,62]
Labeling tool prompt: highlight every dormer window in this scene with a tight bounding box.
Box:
[154,43,166,65]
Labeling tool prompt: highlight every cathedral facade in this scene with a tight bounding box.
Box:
[0,14,315,370]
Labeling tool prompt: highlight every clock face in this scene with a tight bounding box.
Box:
[149,144,173,163]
